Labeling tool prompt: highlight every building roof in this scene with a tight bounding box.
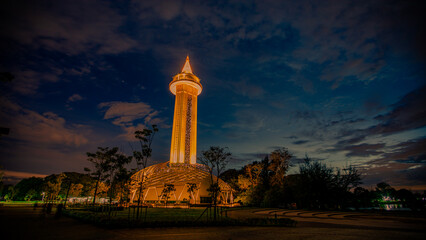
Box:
[131,162,232,191]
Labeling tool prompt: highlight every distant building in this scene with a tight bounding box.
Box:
[130,57,233,205]
[67,197,110,204]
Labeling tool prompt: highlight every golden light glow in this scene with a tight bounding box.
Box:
[169,57,202,164]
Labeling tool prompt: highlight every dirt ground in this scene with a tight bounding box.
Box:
[1,206,425,240]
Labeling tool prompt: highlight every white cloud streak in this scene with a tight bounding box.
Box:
[98,101,168,140]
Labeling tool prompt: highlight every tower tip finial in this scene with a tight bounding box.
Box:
[181,55,192,74]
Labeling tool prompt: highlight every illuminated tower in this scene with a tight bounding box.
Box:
[169,56,202,164]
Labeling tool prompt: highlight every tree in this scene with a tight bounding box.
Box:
[395,189,416,209]
[268,148,292,186]
[24,189,37,201]
[333,166,361,208]
[353,187,374,209]
[298,158,334,209]
[114,167,133,205]
[376,182,396,201]
[335,166,361,191]
[219,169,241,191]
[49,172,95,200]
[295,156,361,209]
[86,181,108,201]
[186,183,198,205]
[242,160,266,206]
[5,185,17,201]
[234,175,252,204]
[132,125,158,219]
[44,173,65,202]
[14,177,44,201]
[245,162,263,186]
[160,184,176,207]
[199,146,231,221]
[239,149,292,207]
[85,147,114,205]
[102,148,132,213]
[69,184,83,197]
[62,177,72,207]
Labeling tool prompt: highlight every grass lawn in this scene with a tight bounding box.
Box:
[0,200,42,205]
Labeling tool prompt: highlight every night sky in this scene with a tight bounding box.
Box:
[0,0,425,189]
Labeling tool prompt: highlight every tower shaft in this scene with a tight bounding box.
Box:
[169,57,202,164]
[170,84,198,164]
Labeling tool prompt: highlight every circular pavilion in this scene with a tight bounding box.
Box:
[130,162,233,204]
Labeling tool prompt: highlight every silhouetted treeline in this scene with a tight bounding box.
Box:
[221,153,426,211]
[0,172,101,201]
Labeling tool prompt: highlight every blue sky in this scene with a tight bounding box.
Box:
[0,0,425,188]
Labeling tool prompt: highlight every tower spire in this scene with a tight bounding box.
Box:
[181,55,193,73]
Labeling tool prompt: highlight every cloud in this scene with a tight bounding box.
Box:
[229,80,265,99]
[66,94,85,110]
[67,66,91,76]
[1,140,89,179]
[229,152,269,168]
[98,101,168,140]
[132,0,183,21]
[344,143,385,157]
[324,85,425,163]
[369,85,426,135]
[292,140,309,145]
[345,138,426,187]
[327,118,365,128]
[12,69,61,95]
[0,0,137,55]
[363,96,385,115]
[3,170,47,179]
[222,109,266,133]
[0,98,89,147]
[320,59,385,89]
[0,98,94,178]
[338,85,426,144]
[323,141,385,158]
[295,111,318,121]
[99,101,154,125]
[240,152,269,160]
[231,103,252,107]
[67,94,84,102]
[380,138,426,164]
[285,135,298,139]
[2,170,48,185]
[321,85,426,186]
[114,0,424,96]
[360,163,426,187]
[256,0,424,90]
[336,135,369,146]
